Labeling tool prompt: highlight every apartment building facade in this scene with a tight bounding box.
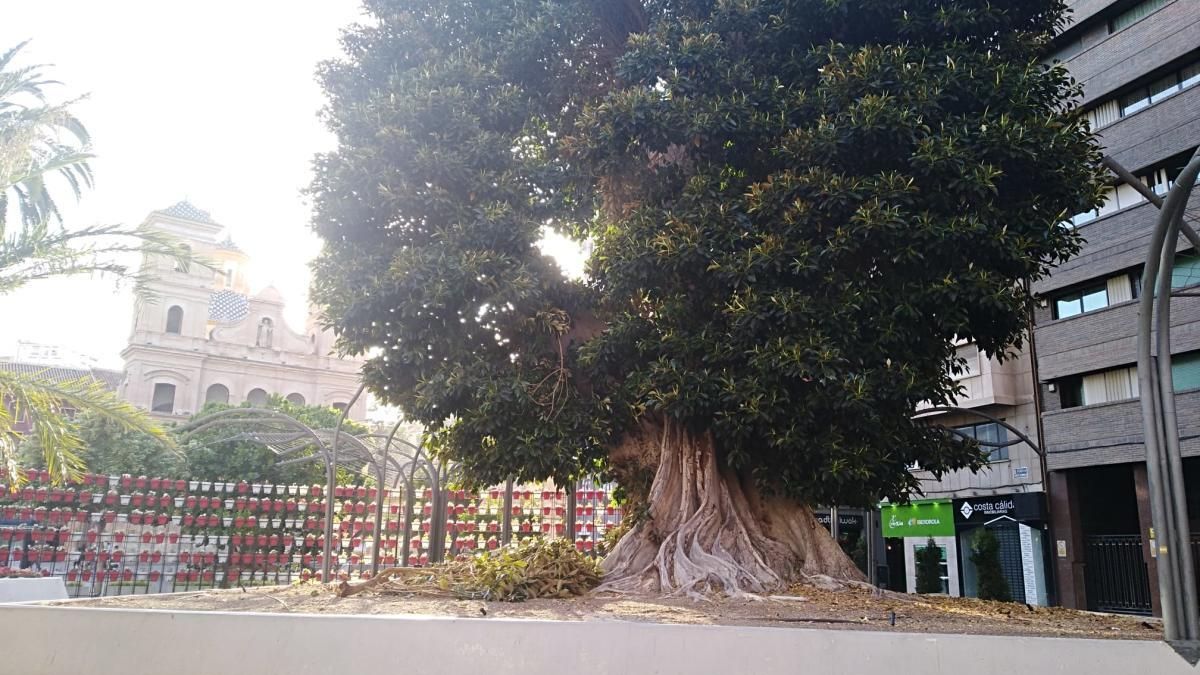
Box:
[1035,0,1200,616]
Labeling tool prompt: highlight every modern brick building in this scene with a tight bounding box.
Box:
[1035,0,1200,616]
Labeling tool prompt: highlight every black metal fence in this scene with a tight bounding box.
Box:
[1083,534,1153,615]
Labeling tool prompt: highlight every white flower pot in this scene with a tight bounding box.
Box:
[200,482,212,492]
[189,481,199,491]
[174,498,184,508]
[297,503,307,512]
[288,485,299,496]
[224,499,234,510]
[252,484,262,495]
[216,536,229,545]
[223,517,232,527]
[119,495,131,506]
[92,494,102,504]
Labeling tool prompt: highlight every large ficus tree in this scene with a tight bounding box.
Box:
[311,0,1103,595]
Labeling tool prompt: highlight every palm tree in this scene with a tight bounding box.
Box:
[0,41,187,485]
[0,41,93,229]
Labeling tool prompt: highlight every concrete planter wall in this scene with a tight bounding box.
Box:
[0,603,1191,675]
[0,578,67,603]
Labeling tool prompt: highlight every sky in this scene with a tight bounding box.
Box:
[0,1,368,368]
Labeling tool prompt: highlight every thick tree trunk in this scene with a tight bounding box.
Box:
[599,419,865,598]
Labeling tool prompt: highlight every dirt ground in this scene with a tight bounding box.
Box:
[52,581,1162,641]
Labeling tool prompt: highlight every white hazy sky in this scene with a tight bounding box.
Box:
[0,1,367,368]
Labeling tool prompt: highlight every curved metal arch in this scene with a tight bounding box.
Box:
[914,406,1042,457]
[1130,148,1200,643]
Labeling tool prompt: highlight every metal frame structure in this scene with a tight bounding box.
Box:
[1114,147,1200,647]
[176,403,442,580]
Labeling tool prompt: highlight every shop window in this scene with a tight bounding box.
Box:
[151,383,176,413]
[913,542,950,594]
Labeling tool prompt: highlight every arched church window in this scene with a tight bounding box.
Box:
[246,388,269,407]
[165,306,184,335]
[286,393,306,406]
[205,384,230,405]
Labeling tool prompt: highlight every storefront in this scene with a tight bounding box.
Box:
[952,492,1051,606]
[814,509,870,576]
[880,500,958,595]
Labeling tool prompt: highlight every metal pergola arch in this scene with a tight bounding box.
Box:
[177,407,441,579]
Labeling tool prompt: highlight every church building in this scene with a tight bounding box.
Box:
[120,201,365,421]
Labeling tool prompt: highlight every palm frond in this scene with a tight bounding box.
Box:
[0,221,202,296]
[0,369,175,485]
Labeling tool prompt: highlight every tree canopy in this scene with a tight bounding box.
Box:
[312,0,1101,510]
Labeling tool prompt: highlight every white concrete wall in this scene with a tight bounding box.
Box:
[0,604,1189,675]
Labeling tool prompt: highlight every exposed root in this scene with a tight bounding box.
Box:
[598,419,866,599]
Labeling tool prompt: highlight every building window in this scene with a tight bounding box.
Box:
[1109,0,1167,34]
[954,422,1009,462]
[1053,283,1108,319]
[1173,252,1200,289]
[1172,352,1200,392]
[246,388,269,407]
[151,383,176,413]
[1086,58,1200,130]
[1059,366,1139,409]
[285,392,306,406]
[165,306,184,335]
[205,384,230,405]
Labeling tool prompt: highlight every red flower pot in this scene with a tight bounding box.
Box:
[237,482,249,494]
[113,532,125,543]
[175,479,186,492]
[149,571,161,582]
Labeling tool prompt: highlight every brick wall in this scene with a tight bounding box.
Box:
[1034,294,1200,381]
[1063,0,1199,105]
[1042,389,1200,469]
[1031,185,1199,297]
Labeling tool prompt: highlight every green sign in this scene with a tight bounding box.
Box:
[880,500,956,538]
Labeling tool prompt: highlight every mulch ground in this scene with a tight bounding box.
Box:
[51,581,1162,641]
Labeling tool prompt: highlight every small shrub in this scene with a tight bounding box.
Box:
[970,528,1012,602]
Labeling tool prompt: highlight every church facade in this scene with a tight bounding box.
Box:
[120,201,366,421]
